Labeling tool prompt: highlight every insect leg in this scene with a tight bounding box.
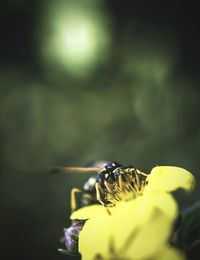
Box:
[95,183,105,205]
[137,170,148,177]
[135,172,141,190]
[104,181,113,194]
[118,174,125,192]
[95,183,112,215]
[71,188,82,212]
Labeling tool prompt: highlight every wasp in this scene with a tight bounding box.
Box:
[52,161,148,212]
[52,161,148,256]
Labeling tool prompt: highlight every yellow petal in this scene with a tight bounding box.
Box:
[142,190,178,220]
[70,205,106,220]
[156,247,185,260]
[110,199,144,250]
[146,166,196,193]
[124,208,175,259]
[79,214,111,260]
[78,200,143,259]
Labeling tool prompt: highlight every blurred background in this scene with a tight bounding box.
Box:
[0,0,200,259]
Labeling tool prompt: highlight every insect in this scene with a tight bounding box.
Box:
[52,161,148,212]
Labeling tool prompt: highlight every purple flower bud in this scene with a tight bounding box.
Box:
[63,221,85,255]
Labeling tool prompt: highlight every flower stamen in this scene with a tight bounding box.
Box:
[102,169,148,208]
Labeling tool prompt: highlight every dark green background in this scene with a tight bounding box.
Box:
[0,1,200,259]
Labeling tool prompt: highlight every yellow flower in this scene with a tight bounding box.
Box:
[71,166,195,260]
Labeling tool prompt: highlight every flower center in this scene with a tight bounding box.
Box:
[104,168,148,206]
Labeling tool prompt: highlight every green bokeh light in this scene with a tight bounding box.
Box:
[40,0,110,76]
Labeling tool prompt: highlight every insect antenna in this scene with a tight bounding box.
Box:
[50,166,100,174]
